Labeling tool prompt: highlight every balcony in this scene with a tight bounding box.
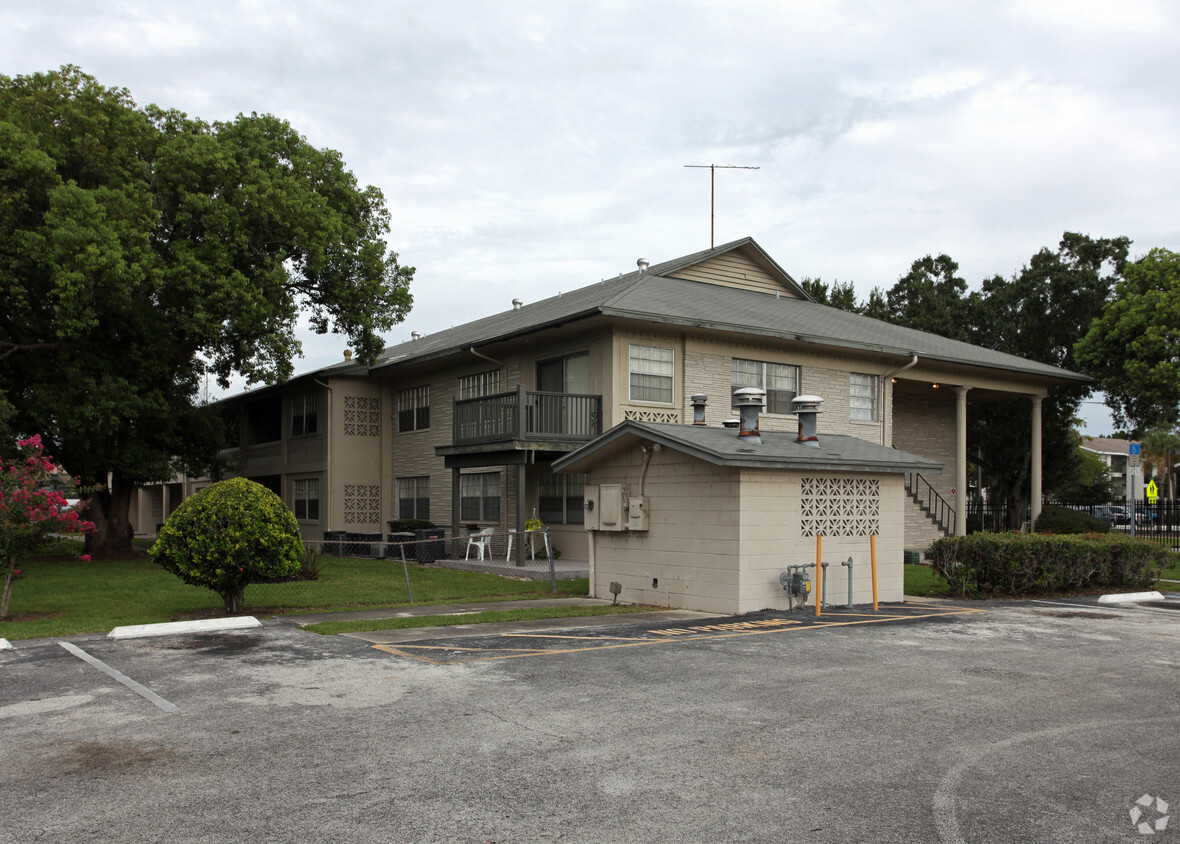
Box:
[452,386,602,447]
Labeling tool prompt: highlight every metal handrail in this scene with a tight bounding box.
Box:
[453,386,602,445]
[905,472,955,535]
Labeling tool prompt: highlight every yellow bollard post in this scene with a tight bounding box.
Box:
[815,533,823,617]
[870,533,879,611]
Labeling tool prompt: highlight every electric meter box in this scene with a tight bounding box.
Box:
[584,484,628,531]
[627,496,650,531]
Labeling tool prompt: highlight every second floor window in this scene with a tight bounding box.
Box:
[397,386,430,432]
[291,394,318,437]
[629,344,674,404]
[850,373,878,422]
[732,359,799,415]
[459,370,503,399]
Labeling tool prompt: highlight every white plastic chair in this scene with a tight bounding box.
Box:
[465,527,495,560]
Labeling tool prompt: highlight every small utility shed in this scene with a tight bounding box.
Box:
[553,408,942,615]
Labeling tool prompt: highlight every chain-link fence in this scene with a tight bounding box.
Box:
[240,528,571,609]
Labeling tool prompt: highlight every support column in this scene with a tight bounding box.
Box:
[451,467,461,544]
[955,386,969,537]
[516,461,528,566]
[1030,394,1043,529]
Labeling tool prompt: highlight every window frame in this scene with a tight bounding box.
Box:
[396,476,430,520]
[459,472,501,523]
[292,477,320,521]
[459,370,503,400]
[290,393,318,437]
[628,344,675,404]
[849,372,879,422]
[397,385,430,432]
[732,359,800,416]
[539,471,587,525]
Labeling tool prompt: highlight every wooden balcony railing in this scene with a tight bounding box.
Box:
[453,386,602,446]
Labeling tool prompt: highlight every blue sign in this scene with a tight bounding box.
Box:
[1130,443,1141,455]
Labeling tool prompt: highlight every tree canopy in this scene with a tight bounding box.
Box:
[1075,247,1180,432]
[0,66,414,556]
[810,233,1130,523]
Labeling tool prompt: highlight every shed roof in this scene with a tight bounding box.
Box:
[552,420,944,475]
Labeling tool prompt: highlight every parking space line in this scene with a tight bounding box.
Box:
[57,642,179,713]
[372,603,986,664]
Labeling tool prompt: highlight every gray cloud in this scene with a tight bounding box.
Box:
[5,0,1176,435]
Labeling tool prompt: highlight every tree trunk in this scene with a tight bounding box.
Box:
[83,479,137,559]
[0,555,16,620]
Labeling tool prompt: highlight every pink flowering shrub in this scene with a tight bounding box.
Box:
[0,435,96,620]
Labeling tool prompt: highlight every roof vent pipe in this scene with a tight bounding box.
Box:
[690,394,708,425]
[792,394,824,447]
[637,258,649,273]
[732,386,766,444]
[512,298,523,310]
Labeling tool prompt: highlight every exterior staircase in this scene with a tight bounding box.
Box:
[903,472,954,554]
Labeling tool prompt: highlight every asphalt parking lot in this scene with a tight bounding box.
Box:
[2,596,1178,843]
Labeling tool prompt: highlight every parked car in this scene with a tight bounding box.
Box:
[1092,505,1131,525]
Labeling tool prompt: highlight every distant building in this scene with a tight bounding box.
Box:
[1080,437,1143,498]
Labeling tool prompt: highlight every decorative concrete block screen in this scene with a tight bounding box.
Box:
[344,484,381,524]
[624,409,680,424]
[344,395,382,437]
[800,477,880,537]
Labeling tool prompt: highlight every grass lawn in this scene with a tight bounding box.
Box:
[1155,554,1180,592]
[903,563,953,598]
[0,539,590,641]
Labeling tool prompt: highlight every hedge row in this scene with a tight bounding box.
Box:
[927,533,1165,598]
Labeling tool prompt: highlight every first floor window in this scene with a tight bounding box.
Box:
[539,471,587,525]
[629,344,674,403]
[850,373,878,421]
[293,478,320,521]
[732,359,800,415]
[397,476,430,520]
[397,385,430,432]
[460,472,501,523]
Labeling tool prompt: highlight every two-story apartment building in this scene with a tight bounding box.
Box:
[133,237,1089,559]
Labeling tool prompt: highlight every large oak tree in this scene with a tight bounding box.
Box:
[0,67,414,557]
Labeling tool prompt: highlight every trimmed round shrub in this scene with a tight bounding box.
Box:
[1034,504,1110,535]
[151,478,302,612]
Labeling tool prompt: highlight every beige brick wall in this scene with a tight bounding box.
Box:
[892,386,956,505]
[680,337,885,444]
[587,450,904,614]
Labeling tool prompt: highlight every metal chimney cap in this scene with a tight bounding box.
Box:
[690,393,708,404]
[411,331,421,341]
[637,258,650,272]
[792,394,824,410]
[512,298,523,310]
[732,386,767,407]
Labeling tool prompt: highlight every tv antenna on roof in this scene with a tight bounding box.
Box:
[684,163,760,248]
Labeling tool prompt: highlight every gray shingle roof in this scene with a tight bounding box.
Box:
[552,420,944,474]
[348,236,1086,385]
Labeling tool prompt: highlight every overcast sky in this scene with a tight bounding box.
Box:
[6,0,1177,436]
